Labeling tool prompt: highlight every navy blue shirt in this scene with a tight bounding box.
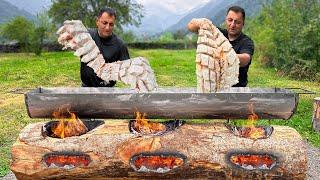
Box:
[219,28,254,87]
[80,29,130,87]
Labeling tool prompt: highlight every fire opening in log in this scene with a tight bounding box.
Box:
[226,102,274,140]
[129,152,187,173]
[227,152,277,171]
[43,152,91,169]
[129,112,185,135]
[226,124,274,140]
[42,119,104,138]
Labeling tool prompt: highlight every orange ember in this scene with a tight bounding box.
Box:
[240,127,266,140]
[44,155,90,167]
[133,112,166,134]
[52,109,88,138]
[244,103,265,139]
[133,155,184,170]
[230,154,275,170]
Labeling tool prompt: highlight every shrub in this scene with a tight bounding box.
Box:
[245,0,320,81]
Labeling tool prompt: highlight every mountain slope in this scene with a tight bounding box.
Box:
[167,0,270,32]
[127,4,183,36]
[167,0,236,32]
[0,0,35,24]
[127,0,212,36]
[3,0,51,15]
[209,0,272,26]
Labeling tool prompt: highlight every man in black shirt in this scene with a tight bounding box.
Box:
[81,7,130,87]
[219,6,254,87]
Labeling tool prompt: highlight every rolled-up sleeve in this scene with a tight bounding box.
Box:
[239,38,254,56]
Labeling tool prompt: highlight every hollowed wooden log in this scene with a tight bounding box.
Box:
[11,121,306,179]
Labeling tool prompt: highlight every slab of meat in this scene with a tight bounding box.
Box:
[57,20,158,92]
[188,18,239,92]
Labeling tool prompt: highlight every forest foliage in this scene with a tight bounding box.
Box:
[245,0,320,81]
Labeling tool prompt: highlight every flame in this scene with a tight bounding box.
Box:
[244,103,265,139]
[133,112,166,134]
[52,109,88,138]
[45,154,90,167]
[133,155,184,170]
[230,154,275,170]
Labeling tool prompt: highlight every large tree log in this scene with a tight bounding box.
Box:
[312,97,320,132]
[11,121,306,179]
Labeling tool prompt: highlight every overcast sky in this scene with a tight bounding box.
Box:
[3,0,211,16]
[136,0,211,14]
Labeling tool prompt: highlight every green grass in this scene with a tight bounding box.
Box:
[0,49,319,177]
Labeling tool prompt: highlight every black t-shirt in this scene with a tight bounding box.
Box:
[219,28,254,87]
[80,29,130,87]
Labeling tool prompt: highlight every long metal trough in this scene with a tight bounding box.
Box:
[25,87,299,120]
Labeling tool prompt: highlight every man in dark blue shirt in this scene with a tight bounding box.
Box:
[219,6,254,87]
[81,7,130,87]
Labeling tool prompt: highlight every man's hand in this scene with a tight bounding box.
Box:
[237,53,251,67]
[56,20,158,92]
[188,18,240,92]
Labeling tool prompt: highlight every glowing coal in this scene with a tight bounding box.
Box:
[130,152,186,173]
[43,152,91,169]
[229,153,277,170]
[129,112,184,135]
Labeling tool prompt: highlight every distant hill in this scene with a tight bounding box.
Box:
[0,0,35,24]
[3,0,51,15]
[127,4,184,36]
[167,0,271,32]
[208,0,272,26]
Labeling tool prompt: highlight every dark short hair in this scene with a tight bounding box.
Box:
[227,6,245,21]
[97,7,116,19]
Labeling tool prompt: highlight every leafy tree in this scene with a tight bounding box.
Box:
[30,11,56,55]
[157,32,174,43]
[1,16,33,51]
[245,0,320,80]
[48,0,144,32]
[30,27,46,55]
[35,11,57,42]
[0,13,54,55]
[173,30,187,40]
[119,30,136,43]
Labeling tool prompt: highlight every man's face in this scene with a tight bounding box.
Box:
[225,10,244,37]
[96,12,115,38]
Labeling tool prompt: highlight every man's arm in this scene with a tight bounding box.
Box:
[237,53,251,67]
[238,37,254,67]
[119,44,130,60]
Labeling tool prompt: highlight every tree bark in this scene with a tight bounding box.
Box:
[312,97,320,132]
[11,121,306,179]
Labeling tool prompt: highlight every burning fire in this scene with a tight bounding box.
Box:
[52,109,88,138]
[132,112,166,134]
[230,154,276,170]
[44,153,91,168]
[131,154,184,172]
[243,103,265,139]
